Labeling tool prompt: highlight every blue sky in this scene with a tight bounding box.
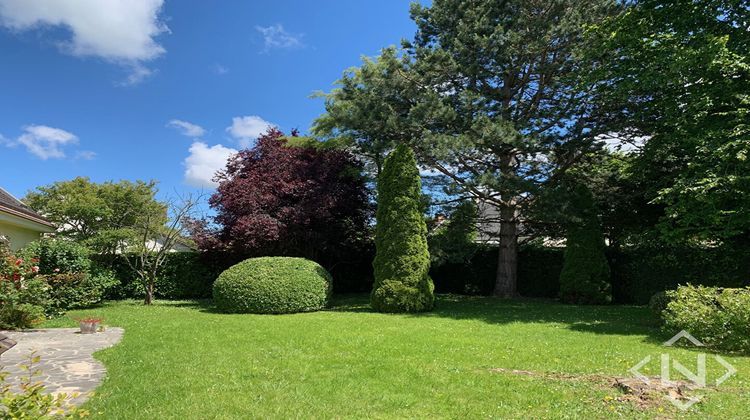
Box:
[0,1,420,199]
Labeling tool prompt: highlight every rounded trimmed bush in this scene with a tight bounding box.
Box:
[213,257,332,314]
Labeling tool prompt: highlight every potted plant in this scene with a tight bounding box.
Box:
[76,317,103,334]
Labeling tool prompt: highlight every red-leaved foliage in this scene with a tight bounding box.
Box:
[193,129,371,262]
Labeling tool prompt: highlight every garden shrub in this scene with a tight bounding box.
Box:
[0,302,46,331]
[662,285,750,352]
[0,249,48,330]
[151,252,215,299]
[213,257,332,314]
[19,239,114,316]
[559,184,612,304]
[0,275,49,330]
[43,270,118,317]
[371,144,434,313]
[648,291,671,317]
[428,200,478,266]
[19,239,90,274]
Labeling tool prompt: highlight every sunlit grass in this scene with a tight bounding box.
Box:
[42,296,749,419]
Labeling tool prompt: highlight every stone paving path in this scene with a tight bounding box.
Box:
[0,328,123,403]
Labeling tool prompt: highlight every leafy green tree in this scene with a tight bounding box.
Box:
[543,151,664,249]
[586,0,750,242]
[316,0,619,297]
[24,177,166,255]
[559,184,612,304]
[372,144,434,312]
[429,200,477,266]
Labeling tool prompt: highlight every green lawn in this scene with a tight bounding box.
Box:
[43,296,749,419]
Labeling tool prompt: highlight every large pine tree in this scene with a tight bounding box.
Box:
[316,0,620,297]
[371,144,434,312]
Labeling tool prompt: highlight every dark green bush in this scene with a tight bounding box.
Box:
[0,303,46,330]
[0,278,48,330]
[371,144,434,313]
[43,270,118,317]
[20,239,90,274]
[429,244,748,305]
[559,185,612,304]
[18,239,114,316]
[428,200,478,266]
[610,244,749,304]
[648,291,671,317]
[663,285,750,352]
[213,257,332,314]
[430,246,564,297]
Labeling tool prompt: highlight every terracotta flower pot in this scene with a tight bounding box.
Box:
[79,321,100,334]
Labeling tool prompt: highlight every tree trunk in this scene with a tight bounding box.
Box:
[494,205,518,297]
[144,280,154,305]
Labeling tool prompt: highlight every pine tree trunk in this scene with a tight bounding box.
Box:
[494,205,518,297]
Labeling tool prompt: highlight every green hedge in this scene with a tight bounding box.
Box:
[96,251,371,300]
[430,246,564,297]
[19,239,91,274]
[609,245,749,304]
[213,257,332,314]
[558,184,612,305]
[91,253,218,300]
[429,244,749,304]
[89,244,748,306]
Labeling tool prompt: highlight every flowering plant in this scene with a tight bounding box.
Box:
[0,242,48,329]
[1,254,40,284]
[74,316,104,324]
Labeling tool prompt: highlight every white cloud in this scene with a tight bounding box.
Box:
[0,0,168,84]
[75,150,97,160]
[168,119,206,138]
[255,24,303,51]
[226,115,274,148]
[184,141,237,188]
[119,64,156,86]
[0,133,12,146]
[16,125,78,159]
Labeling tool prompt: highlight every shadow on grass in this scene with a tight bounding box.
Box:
[330,293,668,343]
[150,294,671,346]
[159,299,223,313]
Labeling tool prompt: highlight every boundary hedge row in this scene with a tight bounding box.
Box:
[91,253,220,300]
[431,245,749,304]
[92,244,749,305]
